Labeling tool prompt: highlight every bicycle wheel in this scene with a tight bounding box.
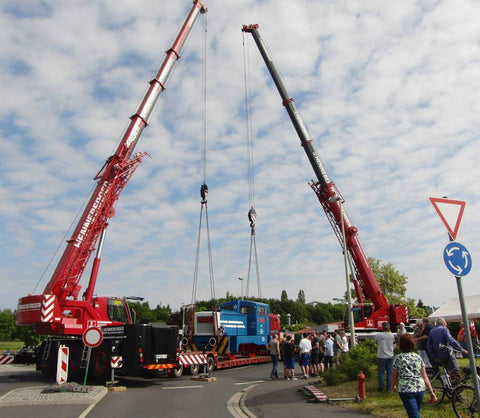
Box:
[423,372,446,406]
[452,385,478,418]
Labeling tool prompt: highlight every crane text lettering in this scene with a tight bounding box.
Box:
[74,180,109,248]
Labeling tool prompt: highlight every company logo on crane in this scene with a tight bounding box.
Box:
[125,125,142,149]
[74,180,109,248]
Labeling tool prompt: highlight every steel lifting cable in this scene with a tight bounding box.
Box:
[191,14,216,304]
[242,32,262,299]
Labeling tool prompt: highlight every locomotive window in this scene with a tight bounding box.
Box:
[240,306,254,314]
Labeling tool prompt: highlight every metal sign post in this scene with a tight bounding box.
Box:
[444,239,480,415]
[454,273,480,415]
[83,347,92,386]
[430,197,480,415]
[82,326,104,386]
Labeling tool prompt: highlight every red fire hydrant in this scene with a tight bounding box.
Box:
[357,371,366,402]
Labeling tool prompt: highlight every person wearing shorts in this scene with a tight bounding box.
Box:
[299,333,312,379]
[283,335,297,380]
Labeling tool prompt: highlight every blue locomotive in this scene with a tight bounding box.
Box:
[193,300,280,354]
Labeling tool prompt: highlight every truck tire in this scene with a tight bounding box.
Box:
[172,364,183,378]
[68,348,82,380]
[206,356,215,373]
[37,341,57,377]
[189,364,199,375]
[91,347,111,382]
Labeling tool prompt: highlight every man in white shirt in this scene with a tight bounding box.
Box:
[298,333,312,379]
[374,322,395,391]
[324,334,334,369]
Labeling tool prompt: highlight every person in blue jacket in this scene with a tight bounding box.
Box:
[427,317,468,385]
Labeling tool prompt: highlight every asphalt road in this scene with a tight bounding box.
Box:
[0,363,370,418]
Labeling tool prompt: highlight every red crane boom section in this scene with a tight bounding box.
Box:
[242,24,408,330]
[44,0,207,301]
[16,1,207,335]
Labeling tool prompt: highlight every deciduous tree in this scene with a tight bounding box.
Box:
[297,290,306,304]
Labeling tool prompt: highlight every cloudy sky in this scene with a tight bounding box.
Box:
[1,0,479,315]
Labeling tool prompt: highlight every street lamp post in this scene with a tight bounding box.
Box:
[238,277,244,300]
[181,303,185,336]
[287,313,291,326]
[329,195,356,347]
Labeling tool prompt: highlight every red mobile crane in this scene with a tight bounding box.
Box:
[15,1,207,381]
[242,24,408,332]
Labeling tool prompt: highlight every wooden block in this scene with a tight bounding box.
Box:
[191,376,217,382]
[107,385,127,392]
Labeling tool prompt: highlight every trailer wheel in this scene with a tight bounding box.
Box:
[206,356,215,373]
[172,364,183,378]
[189,364,199,375]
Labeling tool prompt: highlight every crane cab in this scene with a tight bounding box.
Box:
[93,296,135,326]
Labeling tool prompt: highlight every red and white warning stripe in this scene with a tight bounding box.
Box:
[41,294,55,322]
[56,345,69,384]
[0,354,14,365]
[144,364,175,370]
[111,356,123,369]
[304,385,328,402]
[179,353,207,366]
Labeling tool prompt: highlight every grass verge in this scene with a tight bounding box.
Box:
[0,341,25,352]
[317,361,476,417]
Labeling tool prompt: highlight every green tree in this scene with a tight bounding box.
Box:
[129,301,155,323]
[367,258,427,320]
[368,257,407,303]
[0,309,15,340]
[153,304,171,323]
[281,290,288,302]
[15,325,42,346]
[309,303,334,325]
[404,299,427,319]
[416,299,431,316]
[297,290,306,304]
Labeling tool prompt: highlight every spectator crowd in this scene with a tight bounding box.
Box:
[266,317,478,418]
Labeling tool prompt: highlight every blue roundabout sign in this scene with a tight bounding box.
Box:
[443,241,472,277]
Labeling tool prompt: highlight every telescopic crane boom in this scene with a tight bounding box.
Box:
[16,0,207,336]
[242,24,408,331]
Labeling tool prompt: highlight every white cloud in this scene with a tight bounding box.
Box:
[1,0,479,318]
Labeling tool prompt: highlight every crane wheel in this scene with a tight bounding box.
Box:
[68,348,82,380]
[91,347,111,382]
[37,341,57,377]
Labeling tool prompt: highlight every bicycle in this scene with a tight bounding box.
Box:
[451,372,479,417]
[423,360,455,406]
[443,345,480,417]
[424,344,476,406]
